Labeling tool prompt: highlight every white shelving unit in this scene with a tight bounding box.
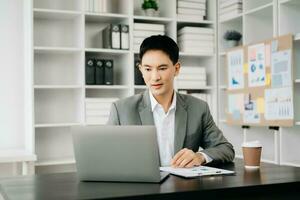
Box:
[218,0,300,167]
[30,0,218,174]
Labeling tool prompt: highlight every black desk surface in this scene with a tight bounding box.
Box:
[1,159,300,200]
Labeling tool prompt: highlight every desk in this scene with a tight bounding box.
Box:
[0,159,300,200]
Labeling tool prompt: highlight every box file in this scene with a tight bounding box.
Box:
[95,59,105,85]
[103,24,120,49]
[86,58,95,85]
[120,24,129,50]
[104,60,113,85]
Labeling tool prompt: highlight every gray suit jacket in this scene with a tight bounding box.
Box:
[107,90,235,164]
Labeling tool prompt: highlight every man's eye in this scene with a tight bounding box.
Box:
[159,67,167,70]
[145,68,151,71]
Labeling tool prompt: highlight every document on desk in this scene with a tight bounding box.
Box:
[160,166,235,178]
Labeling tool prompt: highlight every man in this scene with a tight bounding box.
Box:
[108,35,234,167]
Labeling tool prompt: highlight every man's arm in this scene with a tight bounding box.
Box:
[107,102,120,125]
[200,102,235,164]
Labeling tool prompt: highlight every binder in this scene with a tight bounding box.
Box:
[86,58,95,85]
[120,24,129,50]
[104,60,114,85]
[103,24,120,49]
[95,59,105,85]
[134,60,145,85]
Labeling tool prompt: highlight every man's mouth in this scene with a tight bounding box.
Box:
[151,83,163,89]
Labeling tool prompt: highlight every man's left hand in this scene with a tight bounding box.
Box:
[171,148,206,168]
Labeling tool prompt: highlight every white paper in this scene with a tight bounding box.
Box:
[160,166,234,178]
[228,93,244,114]
[248,43,266,87]
[271,50,292,88]
[265,88,294,120]
[228,49,244,90]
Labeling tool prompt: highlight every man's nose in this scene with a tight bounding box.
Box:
[151,70,161,81]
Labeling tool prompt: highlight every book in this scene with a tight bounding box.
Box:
[177,8,206,15]
[177,80,207,88]
[177,14,204,22]
[178,40,214,48]
[95,59,104,85]
[177,74,206,81]
[179,0,206,4]
[133,23,165,32]
[177,1,206,9]
[133,30,165,37]
[177,34,214,41]
[104,60,113,85]
[178,27,214,35]
[103,24,120,49]
[120,24,129,50]
[180,66,206,74]
[86,58,95,85]
[160,165,234,178]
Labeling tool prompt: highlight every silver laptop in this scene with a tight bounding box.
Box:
[71,125,169,183]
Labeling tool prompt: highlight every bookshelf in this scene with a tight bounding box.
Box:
[30,0,218,173]
[218,0,300,167]
[4,0,300,176]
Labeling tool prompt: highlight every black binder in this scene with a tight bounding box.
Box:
[95,59,105,85]
[86,58,95,85]
[104,60,114,85]
[134,60,145,85]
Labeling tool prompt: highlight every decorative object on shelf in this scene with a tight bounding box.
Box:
[142,0,159,17]
[223,30,242,48]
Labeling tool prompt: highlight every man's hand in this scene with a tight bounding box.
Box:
[171,148,206,168]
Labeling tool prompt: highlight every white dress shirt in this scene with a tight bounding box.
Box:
[149,91,212,166]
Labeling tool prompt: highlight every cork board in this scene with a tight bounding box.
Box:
[225,34,294,127]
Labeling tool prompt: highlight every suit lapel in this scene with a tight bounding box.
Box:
[138,90,154,125]
[174,93,188,154]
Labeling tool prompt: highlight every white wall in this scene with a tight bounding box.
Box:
[0,0,26,175]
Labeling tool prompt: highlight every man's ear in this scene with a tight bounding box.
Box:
[138,64,144,77]
[174,62,181,76]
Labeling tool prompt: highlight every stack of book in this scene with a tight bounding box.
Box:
[178,26,214,54]
[85,0,111,13]
[219,0,242,21]
[85,98,118,124]
[133,23,165,52]
[177,0,207,21]
[176,66,206,89]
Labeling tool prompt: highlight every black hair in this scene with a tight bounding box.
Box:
[139,35,179,65]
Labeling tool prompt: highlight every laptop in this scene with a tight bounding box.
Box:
[71,125,169,183]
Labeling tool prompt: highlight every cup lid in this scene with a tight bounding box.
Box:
[242,140,262,148]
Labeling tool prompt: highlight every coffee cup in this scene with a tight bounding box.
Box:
[242,141,262,169]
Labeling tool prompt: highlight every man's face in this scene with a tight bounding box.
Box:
[139,50,180,98]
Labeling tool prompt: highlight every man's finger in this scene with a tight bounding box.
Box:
[171,148,187,165]
[179,156,193,168]
[185,159,195,168]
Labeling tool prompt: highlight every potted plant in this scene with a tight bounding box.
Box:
[142,0,159,17]
[223,30,242,48]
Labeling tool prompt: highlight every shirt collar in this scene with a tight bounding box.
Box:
[149,90,177,112]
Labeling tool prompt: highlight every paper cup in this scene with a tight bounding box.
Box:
[242,141,262,169]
